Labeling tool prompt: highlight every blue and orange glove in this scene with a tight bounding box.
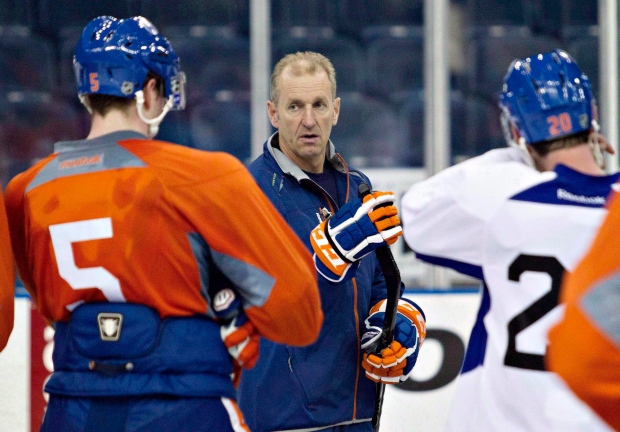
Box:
[213,288,260,386]
[310,190,402,282]
[220,312,260,370]
[361,298,426,384]
[220,311,260,387]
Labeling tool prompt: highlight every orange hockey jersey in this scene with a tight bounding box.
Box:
[548,190,620,431]
[4,131,322,346]
[0,190,14,352]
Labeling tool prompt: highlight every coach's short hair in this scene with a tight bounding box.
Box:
[270,51,337,105]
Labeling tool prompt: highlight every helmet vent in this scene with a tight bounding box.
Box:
[558,72,566,88]
[124,42,133,59]
[103,31,114,42]
[153,47,169,58]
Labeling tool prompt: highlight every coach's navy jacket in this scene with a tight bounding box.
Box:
[238,132,398,432]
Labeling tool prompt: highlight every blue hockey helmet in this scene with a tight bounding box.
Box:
[499,49,596,146]
[73,16,186,111]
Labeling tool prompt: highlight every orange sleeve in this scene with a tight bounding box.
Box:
[0,189,15,352]
[4,161,47,309]
[171,152,323,346]
[548,191,620,430]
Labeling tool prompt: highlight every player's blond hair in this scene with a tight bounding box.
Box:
[270,51,337,105]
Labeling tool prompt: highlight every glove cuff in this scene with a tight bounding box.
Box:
[311,221,352,279]
[313,253,358,283]
[396,298,427,344]
[323,219,352,264]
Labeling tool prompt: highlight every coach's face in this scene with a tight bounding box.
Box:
[268,66,340,173]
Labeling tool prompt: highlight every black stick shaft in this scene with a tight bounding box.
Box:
[372,246,401,431]
[358,184,402,432]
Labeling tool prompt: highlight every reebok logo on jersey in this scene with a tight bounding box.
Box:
[59,154,103,169]
[557,188,605,205]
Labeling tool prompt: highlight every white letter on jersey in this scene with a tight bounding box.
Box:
[49,218,125,303]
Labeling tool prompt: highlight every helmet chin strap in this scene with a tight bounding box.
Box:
[501,111,535,168]
[135,90,173,138]
[515,136,535,168]
[79,95,93,114]
[589,119,605,170]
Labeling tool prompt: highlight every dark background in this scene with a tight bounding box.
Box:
[0,0,601,185]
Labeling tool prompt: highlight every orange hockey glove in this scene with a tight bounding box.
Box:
[310,190,402,282]
[361,298,426,384]
[220,312,260,387]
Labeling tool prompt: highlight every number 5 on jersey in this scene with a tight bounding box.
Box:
[49,217,126,303]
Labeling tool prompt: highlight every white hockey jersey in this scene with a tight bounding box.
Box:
[402,147,618,432]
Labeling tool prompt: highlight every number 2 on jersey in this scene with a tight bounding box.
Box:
[49,217,126,302]
[505,254,564,371]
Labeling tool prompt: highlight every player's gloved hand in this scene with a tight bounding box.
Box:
[310,190,402,282]
[220,311,259,386]
[361,298,426,384]
[221,311,259,369]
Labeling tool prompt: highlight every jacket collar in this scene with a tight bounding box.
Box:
[54,131,146,153]
[266,131,347,183]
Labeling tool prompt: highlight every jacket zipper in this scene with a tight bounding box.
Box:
[307,166,360,420]
[352,277,360,420]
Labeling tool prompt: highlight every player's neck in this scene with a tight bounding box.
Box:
[87,109,148,139]
[539,145,606,176]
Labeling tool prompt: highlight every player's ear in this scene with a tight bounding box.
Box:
[143,78,160,110]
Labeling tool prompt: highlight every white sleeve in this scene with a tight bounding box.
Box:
[401,148,544,277]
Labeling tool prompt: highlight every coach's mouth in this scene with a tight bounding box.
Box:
[300,133,319,144]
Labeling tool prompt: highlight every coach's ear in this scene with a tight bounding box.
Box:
[332,97,340,126]
[267,100,279,128]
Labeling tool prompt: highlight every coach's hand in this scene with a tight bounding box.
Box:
[361,298,426,384]
[310,190,402,282]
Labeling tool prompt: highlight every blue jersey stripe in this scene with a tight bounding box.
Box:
[415,252,484,280]
[510,164,620,208]
[461,282,490,373]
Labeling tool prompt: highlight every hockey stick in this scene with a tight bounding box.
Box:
[358,183,402,432]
